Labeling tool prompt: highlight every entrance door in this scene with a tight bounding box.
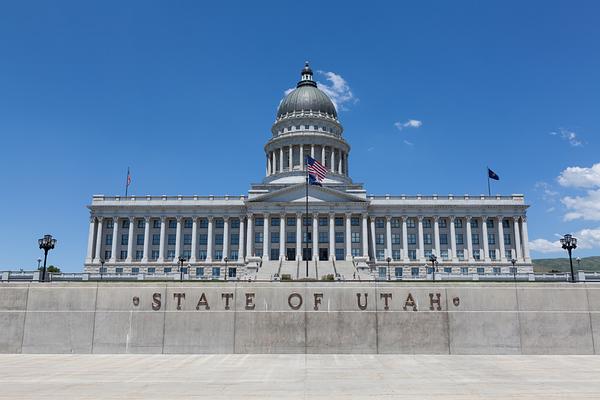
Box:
[302,247,312,261]
[286,248,296,261]
[319,248,328,261]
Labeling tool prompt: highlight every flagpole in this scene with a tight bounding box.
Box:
[305,156,309,278]
[487,167,491,196]
[125,167,129,197]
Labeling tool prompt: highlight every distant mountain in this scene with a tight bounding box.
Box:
[532,256,600,273]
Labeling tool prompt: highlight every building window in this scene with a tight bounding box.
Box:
[375,218,384,228]
[120,250,127,260]
[131,267,139,275]
[473,249,481,260]
[198,250,207,261]
[477,267,484,275]
[182,250,191,259]
[457,249,465,260]
[151,250,159,260]
[351,232,360,243]
[184,219,193,229]
[505,250,513,260]
[303,232,312,243]
[230,234,239,245]
[455,219,463,228]
[376,234,385,245]
[319,232,328,243]
[408,234,416,245]
[168,234,176,246]
[105,234,112,246]
[137,220,145,229]
[214,250,223,260]
[424,234,432,245]
[470,219,478,228]
[456,234,464,245]
[376,250,385,260]
[215,219,224,229]
[199,219,208,228]
[335,248,344,260]
[439,219,447,228]
[408,250,417,260]
[351,217,360,226]
[472,234,479,245]
[489,250,497,260]
[351,248,361,257]
[392,234,401,244]
[503,219,510,229]
[411,267,419,276]
[407,218,416,228]
[392,250,401,260]
[106,220,114,229]
[135,250,143,260]
[115,267,123,274]
[424,249,432,259]
[231,219,240,229]
[504,233,511,245]
[136,234,144,245]
[486,219,494,229]
[460,267,468,275]
[153,219,161,228]
[444,267,452,274]
[104,250,111,260]
[270,248,279,260]
[335,232,344,243]
[287,232,296,243]
[148,267,155,274]
[319,217,328,226]
[215,234,224,245]
[167,250,175,260]
[271,232,279,244]
[255,218,264,227]
[230,250,238,260]
[423,219,431,229]
[212,267,220,277]
[287,217,296,226]
[441,249,449,260]
[335,217,343,226]
[493,267,501,274]
[164,267,172,274]
[122,219,130,229]
[121,234,128,246]
[303,217,311,226]
[440,234,448,245]
[196,267,204,276]
[271,217,280,227]
[183,234,192,245]
[391,218,401,228]
[168,219,176,229]
[199,234,208,245]
[255,232,263,243]
[488,233,496,245]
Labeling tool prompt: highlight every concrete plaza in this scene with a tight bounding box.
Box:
[0,355,599,399]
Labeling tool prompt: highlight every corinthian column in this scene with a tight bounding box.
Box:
[94,217,103,263]
[190,217,198,263]
[246,213,253,260]
[417,216,425,262]
[86,217,96,264]
[238,216,245,262]
[142,216,150,263]
[223,216,230,261]
[262,213,269,261]
[111,217,118,262]
[345,213,352,260]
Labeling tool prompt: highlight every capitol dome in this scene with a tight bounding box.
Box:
[276,62,338,119]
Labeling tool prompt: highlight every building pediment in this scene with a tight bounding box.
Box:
[247,183,367,204]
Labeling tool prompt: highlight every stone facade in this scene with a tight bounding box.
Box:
[84,63,532,279]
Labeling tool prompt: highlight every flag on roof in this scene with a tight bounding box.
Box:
[306,156,326,186]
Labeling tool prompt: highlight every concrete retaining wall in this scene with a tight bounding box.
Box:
[0,282,598,354]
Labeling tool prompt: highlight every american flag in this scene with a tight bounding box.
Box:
[306,156,327,183]
[126,167,132,187]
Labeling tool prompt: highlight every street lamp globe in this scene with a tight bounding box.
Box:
[560,234,578,283]
[38,234,57,282]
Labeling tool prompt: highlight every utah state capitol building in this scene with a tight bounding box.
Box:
[84,63,533,280]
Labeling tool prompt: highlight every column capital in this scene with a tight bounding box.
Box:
[90,216,96,224]
[521,216,527,223]
[223,216,230,222]
[144,216,151,222]
[385,215,392,222]
[280,212,287,219]
[465,215,472,222]
[512,215,520,222]
[400,215,408,221]
[329,212,336,219]
[345,212,352,218]
[295,211,302,218]
[160,216,167,222]
[417,215,424,222]
[239,214,246,220]
[247,212,254,219]
[207,216,214,222]
[496,215,504,221]
[449,215,455,222]
[432,215,439,222]
[97,216,104,222]
[176,216,183,222]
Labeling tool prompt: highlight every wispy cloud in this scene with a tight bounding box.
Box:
[403,140,414,146]
[316,71,357,111]
[554,163,600,221]
[557,163,600,188]
[394,119,423,131]
[530,227,600,253]
[367,146,375,152]
[549,128,583,147]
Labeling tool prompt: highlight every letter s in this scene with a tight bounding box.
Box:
[152,292,162,311]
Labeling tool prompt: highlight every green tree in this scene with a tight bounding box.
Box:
[38,265,61,273]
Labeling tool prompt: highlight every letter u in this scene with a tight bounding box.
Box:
[357,293,368,310]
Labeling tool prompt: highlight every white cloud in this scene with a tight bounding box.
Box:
[316,71,357,111]
[534,181,559,202]
[549,128,583,147]
[530,227,600,254]
[367,146,375,152]
[562,189,600,221]
[394,119,423,131]
[557,163,600,188]
[403,139,414,146]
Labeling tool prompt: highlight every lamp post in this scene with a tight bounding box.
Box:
[224,257,229,281]
[38,234,57,282]
[560,234,578,283]
[178,256,186,282]
[386,257,391,281]
[100,258,105,280]
[429,253,437,281]
[576,257,581,271]
[36,258,41,270]
[511,258,517,282]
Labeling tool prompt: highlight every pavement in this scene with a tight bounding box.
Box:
[0,354,599,399]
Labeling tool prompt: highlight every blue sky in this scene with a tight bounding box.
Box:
[1,1,599,271]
